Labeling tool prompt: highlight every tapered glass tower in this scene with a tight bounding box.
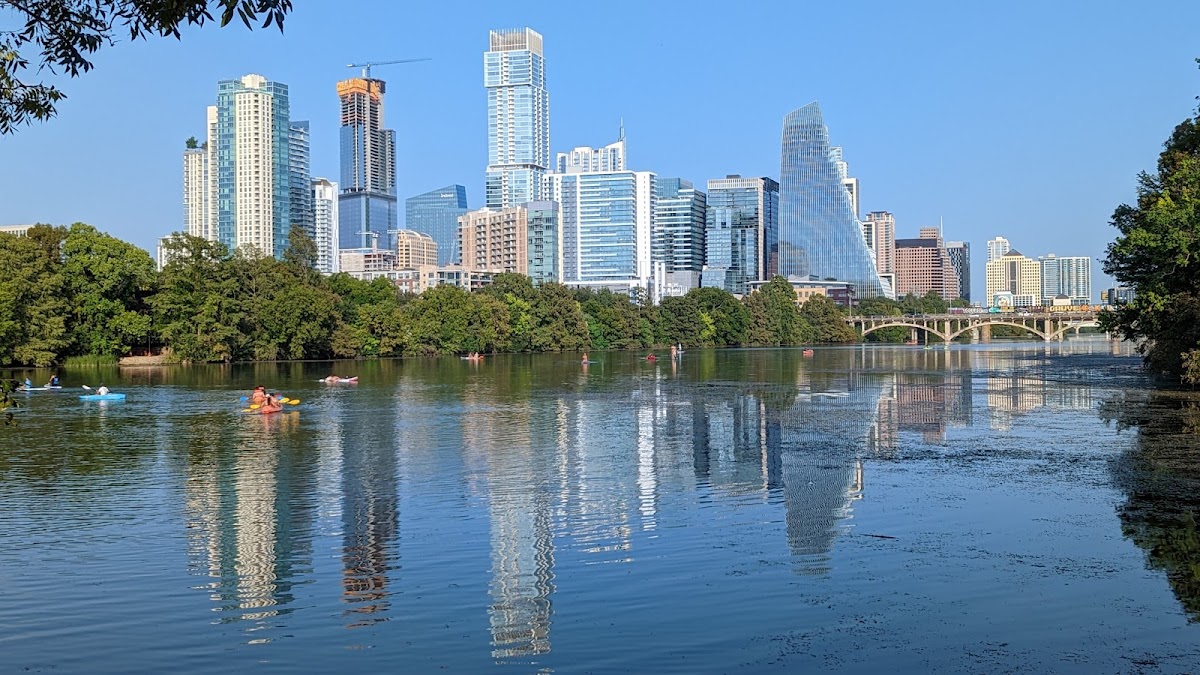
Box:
[779,103,888,298]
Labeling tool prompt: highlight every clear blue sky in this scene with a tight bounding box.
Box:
[2,0,1198,299]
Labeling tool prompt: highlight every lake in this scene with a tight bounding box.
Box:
[2,341,1199,673]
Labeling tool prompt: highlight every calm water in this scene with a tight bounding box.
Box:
[3,342,1199,673]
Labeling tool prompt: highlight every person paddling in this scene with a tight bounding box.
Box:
[582,352,589,364]
[249,386,268,405]
[23,378,32,389]
[97,384,110,396]
[49,375,60,387]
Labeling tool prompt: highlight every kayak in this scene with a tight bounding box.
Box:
[80,393,125,401]
[256,404,283,415]
[20,386,62,392]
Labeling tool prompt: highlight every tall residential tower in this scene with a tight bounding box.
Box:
[485,28,550,208]
[337,76,398,250]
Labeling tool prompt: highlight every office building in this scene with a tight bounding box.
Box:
[337,75,398,250]
[1038,254,1091,305]
[778,103,888,298]
[987,236,1010,262]
[405,185,468,265]
[653,178,706,276]
[312,178,339,274]
[830,146,860,217]
[945,240,970,302]
[894,227,959,301]
[545,170,656,289]
[1104,287,1135,305]
[985,249,1041,307]
[214,74,292,258]
[458,206,529,274]
[288,121,314,241]
[702,175,778,295]
[526,201,561,284]
[862,211,896,290]
[485,28,550,208]
[395,229,439,268]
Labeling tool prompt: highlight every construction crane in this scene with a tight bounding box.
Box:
[346,58,431,79]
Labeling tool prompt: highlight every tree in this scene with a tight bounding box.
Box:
[0,226,70,365]
[800,295,857,342]
[529,283,590,351]
[742,276,813,346]
[856,296,907,342]
[61,222,156,357]
[687,287,749,346]
[150,234,246,362]
[1,0,293,133]
[1104,61,1200,379]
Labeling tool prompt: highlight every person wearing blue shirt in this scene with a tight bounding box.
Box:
[23,378,32,389]
[49,375,60,387]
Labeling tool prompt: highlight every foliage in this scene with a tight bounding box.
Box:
[1104,62,1200,380]
[899,291,949,316]
[800,295,857,343]
[742,276,813,346]
[855,296,908,342]
[1,0,292,133]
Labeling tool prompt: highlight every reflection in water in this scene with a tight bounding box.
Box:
[1104,390,1200,621]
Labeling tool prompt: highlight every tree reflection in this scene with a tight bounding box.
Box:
[1103,390,1200,621]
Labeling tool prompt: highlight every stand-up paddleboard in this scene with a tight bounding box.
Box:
[318,377,358,383]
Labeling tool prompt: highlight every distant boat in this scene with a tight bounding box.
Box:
[802,349,815,357]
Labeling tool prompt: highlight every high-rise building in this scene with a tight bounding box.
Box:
[1038,254,1091,305]
[405,185,468,265]
[288,121,314,241]
[862,211,896,289]
[312,178,339,274]
[830,146,860,217]
[778,103,888,298]
[986,236,1010,262]
[894,227,959,301]
[395,229,439,268]
[182,137,212,240]
[653,178,707,275]
[944,240,970,302]
[526,201,561,285]
[545,170,655,288]
[701,175,778,295]
[214,74,292,258]
[557,128,625,173]
[985,249,1040,307]
[485,28,550,209]
[458,206,529,274]
[337,76,398,250]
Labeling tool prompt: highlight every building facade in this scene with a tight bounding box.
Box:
[986,236,1010,262]
[545,170,655,288]
[862,211,896,291]
[944,240,970,302]
[778,103,888,298]
[405,185,468,265]
[395,229,439,268]
[214,74,292,258]
[526,201,561,284]
[458,206,529,274]
[894,227,959,301]
[556,130,625,173]
[288,120,314,241]
[702,175,778,295]
[312,178,339,274]
[182,140,212,240]
[1038,254,1091,305]
[653,178,707,276]
[337,76,398,250]
[485,28,550,208]
[985,249,1041,307]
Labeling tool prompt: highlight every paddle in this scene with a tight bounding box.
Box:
[81,385,91,390]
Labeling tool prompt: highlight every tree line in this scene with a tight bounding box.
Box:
[0,226,968,367]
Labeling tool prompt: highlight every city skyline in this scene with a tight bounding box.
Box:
[2,2,1198,295]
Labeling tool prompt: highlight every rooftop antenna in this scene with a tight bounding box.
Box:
[345,57,432,79]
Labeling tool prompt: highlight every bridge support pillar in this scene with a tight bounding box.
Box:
[980,324,991,343]
[970,327,980,342]
[911,328,919,344]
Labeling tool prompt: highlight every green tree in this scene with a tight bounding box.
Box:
[151,234,247,362]
[1104,65,1200,379]
[688,286,749,346]
[742,276,813,346]
[656,295,701,347]
[0,226,70,365]
[529,283,590,351]
[61,222,156,356]
[1,0,292,133]
[800,295,857,342]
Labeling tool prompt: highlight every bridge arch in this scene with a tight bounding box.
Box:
[1048,320,1100,341]
[858,321,947,342]
[945,321,1048,342]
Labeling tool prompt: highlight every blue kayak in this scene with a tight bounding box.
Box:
[80,393,126,401]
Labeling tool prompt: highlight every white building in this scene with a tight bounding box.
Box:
[312,178,339,274]
[1038,254,1091,305]
[556,129,626,174]
[986,236,1010,262]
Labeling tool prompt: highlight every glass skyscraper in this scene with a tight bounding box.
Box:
[526,201,560,284]
[701,176,778,295]
[545,170,655,286]
[485,28,550,209]
[337,76,398,250]
[288,121,314,241]
[778,103,887,298]
[945,240,970,302]
[653,178,706,273]
[405,185,468,265]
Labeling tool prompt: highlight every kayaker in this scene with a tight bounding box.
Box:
[250,386,267,405]
[49,375,60,387]
[3,412,15,426]
[97,384,110,396]
[582,352,589,364]
[24,378,32,389]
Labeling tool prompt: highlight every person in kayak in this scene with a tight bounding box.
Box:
[97,385,110,396]
[250,386,268,405]
[49,375,60,387]
[24,378,32,389]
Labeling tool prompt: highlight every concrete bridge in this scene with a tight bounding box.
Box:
[846,311,1103,343]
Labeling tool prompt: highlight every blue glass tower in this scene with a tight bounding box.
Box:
[485,28,550,208]
[405,185,468,265]
[701,176,778,295]
[779,103,886,298]
[288,121,314,241]
[337,77,398,250]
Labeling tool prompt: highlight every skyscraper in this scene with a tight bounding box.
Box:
[557,127,625,173]
[485,28,550,208]
[862,211,896,290]
[894,227,959,301]
[987,236,1010,262]
[985,250,1040,307]
[458,206,529,274]
[702,175,778,295]
[526,201,561,285]
[545,170,655,288]
[337,76,398,250]
[215,74,292,258]
[945,240,970,302]
[1038,254,1091,305]
[312,178,339,274]
[778,103,888,298]
[288,121,313,241]
[405,185,468,265]
[182,136,212,240]
[653,178,707,276]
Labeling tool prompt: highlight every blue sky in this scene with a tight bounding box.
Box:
[1,0,1198,298]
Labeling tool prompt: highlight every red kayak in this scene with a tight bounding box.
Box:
[257,404,283,415]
